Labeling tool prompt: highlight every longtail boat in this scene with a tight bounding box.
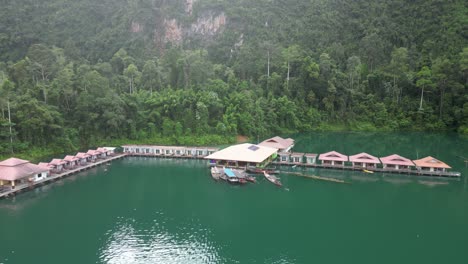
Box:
[263,171,282,187]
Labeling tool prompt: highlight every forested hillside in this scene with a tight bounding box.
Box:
[0,0,467,157]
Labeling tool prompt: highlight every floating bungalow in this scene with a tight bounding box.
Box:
[349,152,380,169]
[63,155,80,169]
[75,152,90,165]
[413,156,451,172]
[49,159,67,173]
[0,158,49,189]
[205,143,278,168]
[380,154,414,170]
[305,153,318,164]
[86,150,100,162]
[319,151,348,166]
[103,147,116,155]
[290,152,305,164]
[96,147,109,158]
[259,136,295,152]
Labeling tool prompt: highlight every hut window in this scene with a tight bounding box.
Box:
[281,156,287,161]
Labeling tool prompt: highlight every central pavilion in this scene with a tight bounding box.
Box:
[205,143,278,168]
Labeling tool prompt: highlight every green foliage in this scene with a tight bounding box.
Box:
[0,0,466,158]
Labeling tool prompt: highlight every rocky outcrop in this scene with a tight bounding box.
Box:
[164,19,183,45]
[191,12,226,36]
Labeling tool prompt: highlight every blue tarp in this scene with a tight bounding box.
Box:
[224,168,235,177]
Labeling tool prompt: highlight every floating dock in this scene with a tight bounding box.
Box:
[0,154,126,199]
[272,160,461,178]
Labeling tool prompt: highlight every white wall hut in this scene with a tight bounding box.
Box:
[0,158,49,189]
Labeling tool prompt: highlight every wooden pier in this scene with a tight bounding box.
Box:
[271,161,461,178]
[0,153,127,199]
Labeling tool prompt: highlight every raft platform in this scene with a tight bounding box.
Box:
[272,161,461,178]
[0,153,127,199]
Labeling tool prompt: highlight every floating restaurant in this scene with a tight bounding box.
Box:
[204,143,278,168]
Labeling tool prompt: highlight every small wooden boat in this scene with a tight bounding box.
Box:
[211,167,221,180]
[263,171,282,187]
[363,169,374,174]
[245,176,256,183]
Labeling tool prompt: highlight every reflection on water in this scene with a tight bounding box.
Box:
[99,214,221,264]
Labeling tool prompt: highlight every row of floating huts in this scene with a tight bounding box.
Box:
[276,151,453,173]
[121,136,459,177]
[0,147,116,192]
[122,145,219,157]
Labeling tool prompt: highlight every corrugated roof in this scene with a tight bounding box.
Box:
[380,154,414,166]
[349,152,380,164]
[204,143,277,163]
[318,151,348,162]
[413,156,451,169]
[258,136,294,150]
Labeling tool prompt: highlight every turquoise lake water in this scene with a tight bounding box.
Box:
[0,132,467,263]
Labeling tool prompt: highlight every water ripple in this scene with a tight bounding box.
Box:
[98,216,221,264]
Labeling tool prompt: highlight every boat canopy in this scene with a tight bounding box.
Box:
[224,168,236,177]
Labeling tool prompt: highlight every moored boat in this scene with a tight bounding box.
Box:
[245,175,256,183]
[211,166,221,180]
[224,167,246,184]
[363,169,374,174]
[263,171,282,187]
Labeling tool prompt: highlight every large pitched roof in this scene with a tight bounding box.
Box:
[380,154,414,166]
[258,136,294,150]
[413,156,451,169]
[205,143,277,163]
[318,151,348,162]
[0,158,48,181]
[349,152,380,164]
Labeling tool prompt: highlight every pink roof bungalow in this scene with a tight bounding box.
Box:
[86,150,99,161]
[318,151,348,166]
[349,152,380,168]
[49,159,66,172]
[413,156,451,172]
[63,155,79,168]
[259,136,295,152]
[75,152,90,164]
[0,158,49,188]
[379,154,415,170]
[96,147,108,158]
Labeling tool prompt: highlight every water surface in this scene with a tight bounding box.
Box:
[1,132,467,263]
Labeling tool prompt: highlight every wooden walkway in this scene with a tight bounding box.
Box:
[0,153,127,199]
[272,161,461,178]
[126,153,208,159]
